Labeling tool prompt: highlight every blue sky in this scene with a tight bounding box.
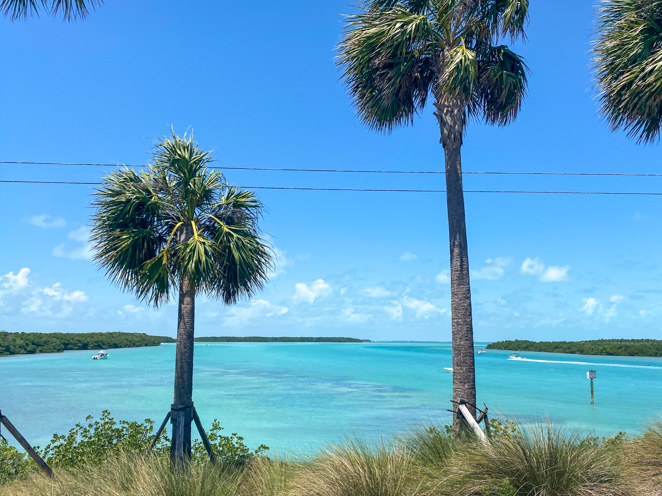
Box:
[1,0,661,341]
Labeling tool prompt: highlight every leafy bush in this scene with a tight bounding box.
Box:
[0,439,33,485]
[40,410,167,467]
[192,419,268,465]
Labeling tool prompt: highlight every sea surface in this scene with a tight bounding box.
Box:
[2,342,661,456]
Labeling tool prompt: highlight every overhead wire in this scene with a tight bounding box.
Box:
[1,160,662,177]
[2,179,662,195]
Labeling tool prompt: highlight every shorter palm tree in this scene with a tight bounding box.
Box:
[91,131,273,463]
[1,0,102,20]
[594,0,662,143]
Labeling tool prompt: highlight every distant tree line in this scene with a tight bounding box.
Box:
[0,332,175,357]
[194,336,369,343]
[486,339,662,357]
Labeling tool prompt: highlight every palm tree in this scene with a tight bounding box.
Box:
[91,132,273,463]
[594,0,662,144]
[1,0,102,20]
[338,0,528,430]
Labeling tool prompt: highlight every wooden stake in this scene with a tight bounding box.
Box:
[0,411,54,479]
[145,411,171,455]
[457,403,487,443]
[590,378,595,405]
[192,406,216,463]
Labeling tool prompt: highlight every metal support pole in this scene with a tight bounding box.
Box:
[590,378,594,404]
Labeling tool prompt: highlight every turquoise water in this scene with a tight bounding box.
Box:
[2,342,662,455]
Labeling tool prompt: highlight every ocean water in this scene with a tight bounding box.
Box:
[1,342,661,456]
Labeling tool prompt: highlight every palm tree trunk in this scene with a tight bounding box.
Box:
[436,102,477,434]
[170,274,195,465]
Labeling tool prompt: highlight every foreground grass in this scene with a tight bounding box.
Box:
[3,420,662,496]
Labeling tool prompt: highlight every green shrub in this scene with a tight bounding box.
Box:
[0,439,33,485]
[442,421,626,496]
[191,419,268,466]
[40,410,167,468]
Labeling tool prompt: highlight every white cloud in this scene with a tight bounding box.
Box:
[399,252,417,261]
[363,286,391,298]
[293,279,332,304]
[521,257,571,282]
[435,270,450,284]
[580,297,600,316]
[53,227,93,260]
[1,268,30,291]
[540,265,571,282]
[42,282,88,302]
[472,257,511,280]
[227,299,289,322]
[402,295,446,319]
[268,246,294,278]
[29,215,66,229]
[122,304,144,313]
[384,302,403,320]
[609,295,624,303]
[521,257,545,276]
[341,308,371,323]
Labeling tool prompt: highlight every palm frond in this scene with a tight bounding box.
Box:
[439,42,478,102]
[1,0,102,20]
[473,44,528,125]
[594,0,662,143]
[338,6,438,132]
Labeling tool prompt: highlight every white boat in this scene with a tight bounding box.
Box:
[92,350,109,360]
[443,367,453,372]
[508,353,524,360]
[477,349,486,354]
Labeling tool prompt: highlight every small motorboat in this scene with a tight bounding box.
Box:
[508,353,524,360]
[92,350,109,360]
[443,367,453,372]
[476,349,486,354]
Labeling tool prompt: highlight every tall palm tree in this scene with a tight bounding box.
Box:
[594,0,662,144]
[1,0,102,20]
[338,0,528,430]
[91,132,273,463]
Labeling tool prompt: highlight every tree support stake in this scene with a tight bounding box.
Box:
[0,410,54,479]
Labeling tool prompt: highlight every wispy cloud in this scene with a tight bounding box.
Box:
[363,286,391,298]
[53,227,93,260]
[472,257,511,280]
[435,270,450,284]
[399,252,417,261]
[29,215,66,229]
[521,257,571,282]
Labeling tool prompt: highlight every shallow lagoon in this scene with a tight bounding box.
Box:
[2,342,661,455]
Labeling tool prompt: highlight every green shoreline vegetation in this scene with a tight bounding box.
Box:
[486,339,662,357]
[2,410,660,495]
[0,332,370,357]
[0,332,175,357]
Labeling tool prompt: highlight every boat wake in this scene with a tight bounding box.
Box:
[514,357,662,370]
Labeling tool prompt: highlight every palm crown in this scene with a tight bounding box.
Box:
[594,0,662,144]
[338,0,528,133]
[91,132,273,308]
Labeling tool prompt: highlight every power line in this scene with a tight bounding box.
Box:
[1,160,662,177]
[2,179,662,195]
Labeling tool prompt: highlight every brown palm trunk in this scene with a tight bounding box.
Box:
[170,273,195,464]
[436,102,477,434]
